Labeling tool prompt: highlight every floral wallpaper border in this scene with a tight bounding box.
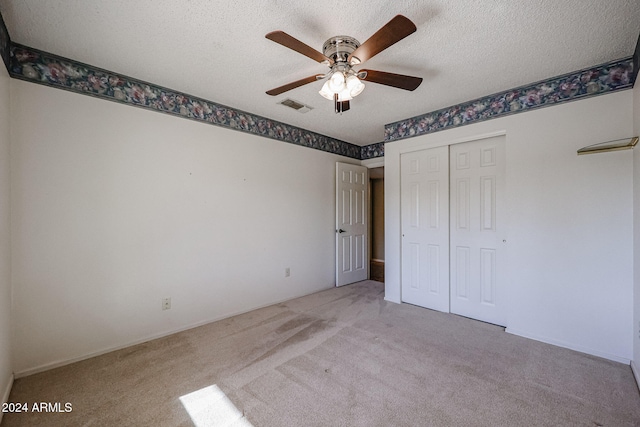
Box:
[0,12,9,72]
[360,142,384,160]
[384,57,635,143]
[7,43,361,159]
[1,6,638,160]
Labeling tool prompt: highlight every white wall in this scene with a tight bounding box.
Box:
[633,80,640,376]
[10,80,357,375]
[0,63,13,416]
[386,90,634,362]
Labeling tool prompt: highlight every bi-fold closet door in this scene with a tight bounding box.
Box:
[400,136,506,326]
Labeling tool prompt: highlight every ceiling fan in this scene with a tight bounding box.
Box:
[265,15,423,113]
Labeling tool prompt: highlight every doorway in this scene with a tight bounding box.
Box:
[370,167,384,282]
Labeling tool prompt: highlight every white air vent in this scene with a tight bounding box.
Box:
[279,98,313,114]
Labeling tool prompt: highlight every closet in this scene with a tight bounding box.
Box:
[400,135,506,326]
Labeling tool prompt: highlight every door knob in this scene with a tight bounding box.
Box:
[338,229,346,233]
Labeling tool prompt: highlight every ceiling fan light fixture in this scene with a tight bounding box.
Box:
[319,81,334,100]
[320,80,355,102]
[265,15,422,114]
[327,71,346,93]
[337,88,353,102]
[346,75,365,97]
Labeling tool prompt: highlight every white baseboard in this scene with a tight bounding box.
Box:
[0,373,14,425]
[505,328,630,364]
[15,285,335,378]
[631,360,640,393]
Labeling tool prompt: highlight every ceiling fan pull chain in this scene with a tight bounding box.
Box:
[334,94,350,114]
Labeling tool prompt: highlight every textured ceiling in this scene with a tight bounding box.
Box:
[0,0,639,146]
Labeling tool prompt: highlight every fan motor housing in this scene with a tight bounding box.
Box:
[322,36,360,63]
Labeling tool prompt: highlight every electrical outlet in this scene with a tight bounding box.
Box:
[162,298,171,311]
[285,268,291,277]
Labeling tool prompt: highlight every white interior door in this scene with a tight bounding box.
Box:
[336,162,368,287]
[450,136,506,326]
[400,147,450,312]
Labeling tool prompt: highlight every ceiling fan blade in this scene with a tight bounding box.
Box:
[266,75,324,96]
[266,31,333,65]
[360,69,423,91]
[348,15,417,65]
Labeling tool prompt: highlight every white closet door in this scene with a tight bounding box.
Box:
[449,135,506,326]
[400,147,450,312]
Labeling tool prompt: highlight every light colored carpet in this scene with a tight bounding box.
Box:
[2,280,639,426]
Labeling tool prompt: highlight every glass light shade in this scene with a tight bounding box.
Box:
[327,72,346,93]
[319,81,334,100]
[346,75,365,97]
[337,88,353,102]
[320,83,352,101]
